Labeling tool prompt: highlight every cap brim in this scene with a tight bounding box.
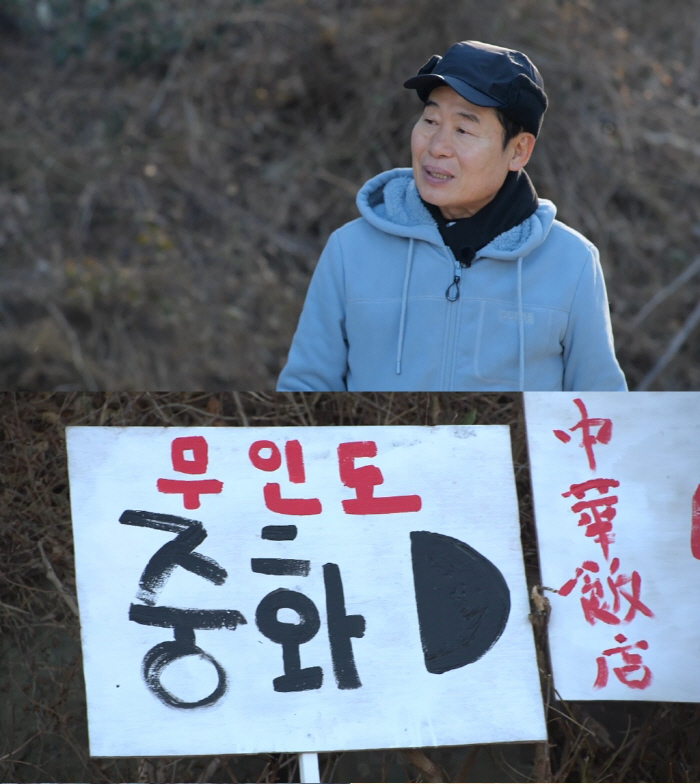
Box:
[403,74,502,108]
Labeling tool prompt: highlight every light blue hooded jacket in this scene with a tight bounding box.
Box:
[278,168,627,391]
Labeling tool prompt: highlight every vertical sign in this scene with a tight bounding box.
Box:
[525,392,700,701]
[67,425,545,757]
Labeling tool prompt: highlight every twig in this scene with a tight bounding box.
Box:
[455,746,481,783]
[547,701,599,737]
[315,168,360,197]
[630,255,700,327]
[233,392,249,427]
[404,748,443,783]
[322,752,343,783]
[38,540,79,618]
[595,716,634,779]
[46,302,99,391]
[74,180,98,239]
[529,585,553,781]
[532,742,552,783]
[637,300,700,389]
[147,34,193,121]
[616,708,658,782]
[153,400,242,424]
[641,130,700,159]
[137,758,155,783]
[283,392,311,426]
[300,394,318,426]
[196,756,220,783]
[166,165,318,261]
[0,599,31,615]
[0,731,43,762]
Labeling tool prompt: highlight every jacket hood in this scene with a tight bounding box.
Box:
[356,167,557,261]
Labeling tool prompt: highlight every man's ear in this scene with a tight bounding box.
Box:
[508,132,536,171]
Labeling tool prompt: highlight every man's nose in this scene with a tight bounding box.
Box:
[427,125,453,157]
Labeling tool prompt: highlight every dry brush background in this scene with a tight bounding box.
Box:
[0,0,700,390]
[2,391,700,783]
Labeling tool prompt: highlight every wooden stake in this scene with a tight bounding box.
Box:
[299,752,320,783]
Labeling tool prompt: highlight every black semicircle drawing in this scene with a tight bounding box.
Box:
[410,530,511,674]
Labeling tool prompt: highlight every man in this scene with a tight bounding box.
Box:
[277,41,627,391]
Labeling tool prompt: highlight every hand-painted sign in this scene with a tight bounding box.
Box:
[66,425,545,757]
[525,392,700,701]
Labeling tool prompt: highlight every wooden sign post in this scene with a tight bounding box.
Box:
[526,392,700,701]
[67,425,545,766]
[298,752,320,783]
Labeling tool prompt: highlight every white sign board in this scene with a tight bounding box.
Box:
[525,392,700,701]
[66,425,545,757]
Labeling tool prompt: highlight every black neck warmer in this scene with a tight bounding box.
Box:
[423,169,538,267]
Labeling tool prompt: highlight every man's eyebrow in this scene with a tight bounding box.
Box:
[457,111,480,123]
[424,99,480,123]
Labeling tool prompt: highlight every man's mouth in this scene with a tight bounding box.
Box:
[424,167,454,181]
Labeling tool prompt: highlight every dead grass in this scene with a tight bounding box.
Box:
[2,391,700,782]
[0,0,699,389]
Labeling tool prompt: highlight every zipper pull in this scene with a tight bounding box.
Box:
[445,274,460,302]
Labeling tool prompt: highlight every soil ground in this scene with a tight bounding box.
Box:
[0,0,700,390]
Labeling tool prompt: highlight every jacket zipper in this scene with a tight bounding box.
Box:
[427,208,462,386]
[445,261,461,301]
[442,257,462,389]
[427,210,462,304]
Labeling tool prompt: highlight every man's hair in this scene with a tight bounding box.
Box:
[495,108,525,149]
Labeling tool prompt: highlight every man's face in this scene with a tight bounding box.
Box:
[411,85,534,220]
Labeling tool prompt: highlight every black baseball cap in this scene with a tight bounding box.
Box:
[404,40,548,137]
